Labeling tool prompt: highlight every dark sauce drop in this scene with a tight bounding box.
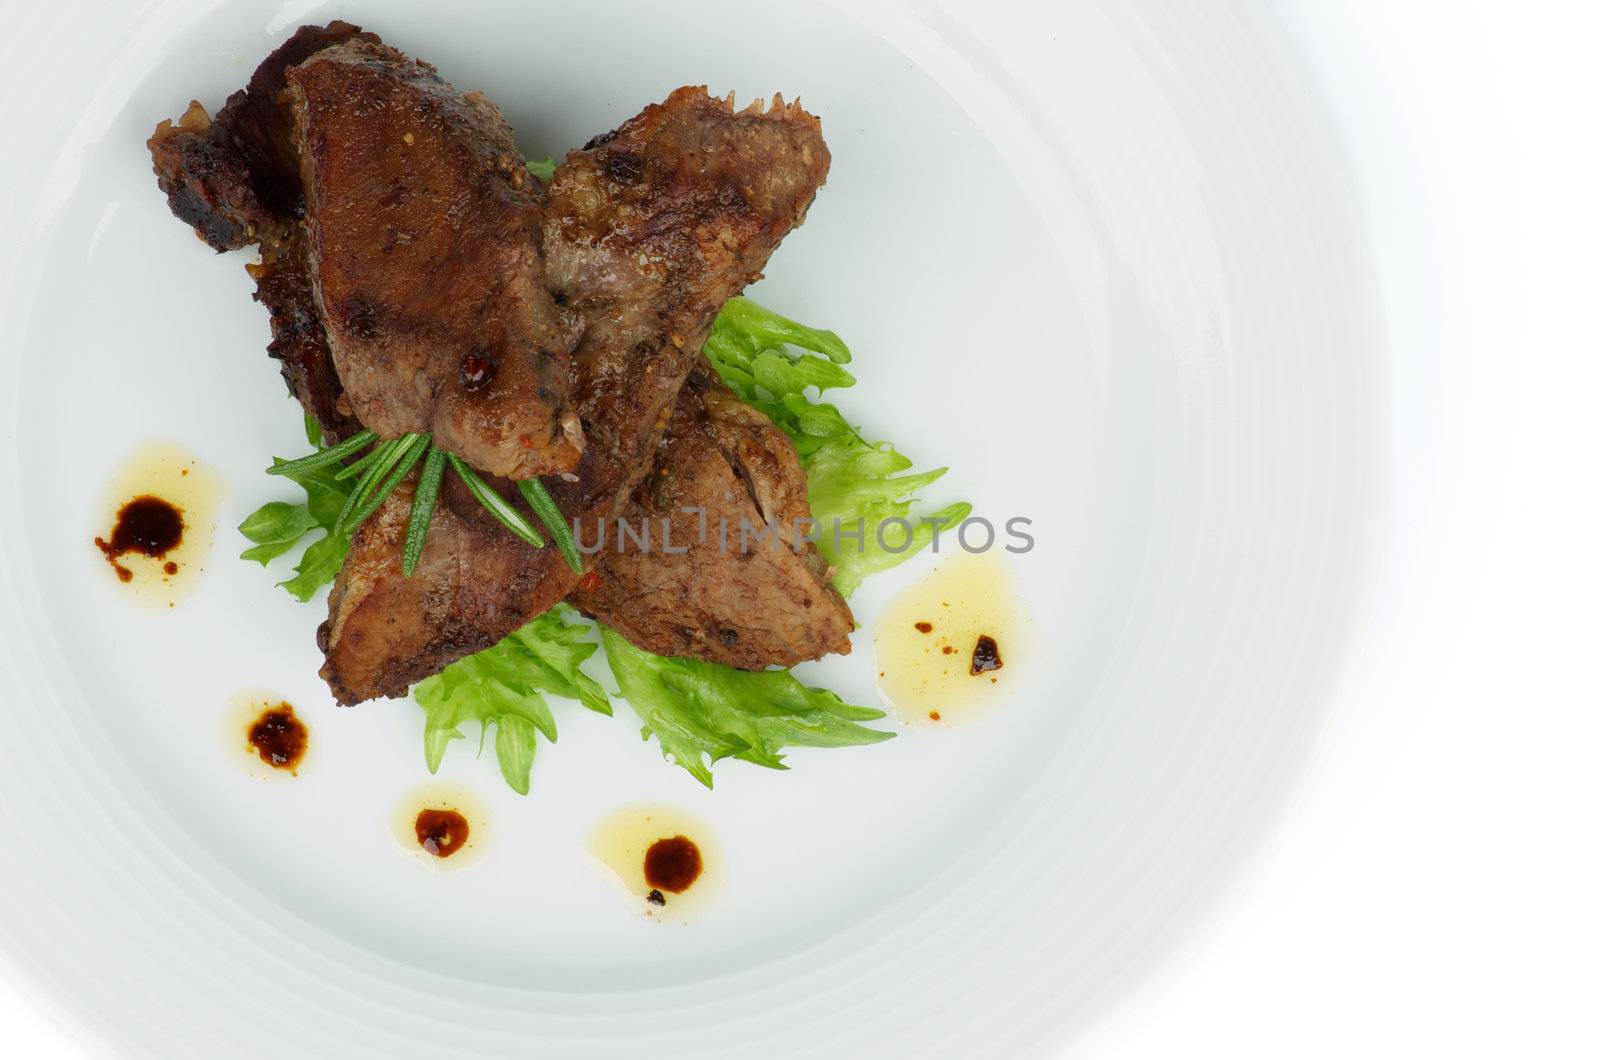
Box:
[247,704,307,773]
[643,835,703,894]
[415,809,470,859]
[95,495,184,581]
[970,634,1003,675]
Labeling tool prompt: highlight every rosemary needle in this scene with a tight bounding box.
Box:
[517,479,582,573]
[335,442,390,481]
[266,428,375,476]
[403,447,447,576]
[446,453,546,549]
[345,433,430,531]
[333,438,398,533]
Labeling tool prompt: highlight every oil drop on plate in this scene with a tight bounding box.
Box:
[223,690,310,779]
[873,550,1029,726]
[389,782,492,873]
[583,805,721,920]
[94,439,222,607]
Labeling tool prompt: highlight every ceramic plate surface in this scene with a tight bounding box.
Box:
[0,0,1381,1055]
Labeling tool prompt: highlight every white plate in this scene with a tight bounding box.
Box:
[0,0,1382,1055]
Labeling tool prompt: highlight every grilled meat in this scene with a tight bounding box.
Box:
[148,21,373,251]
[246,225,360,439]
[286,39,583,479]
[148,98,272,253]
[318,473,554,705]
[149,24,838,701]
[320,87,830,702]
[569,372,854,668]
[324,371,851,704]
[147,21,370,439]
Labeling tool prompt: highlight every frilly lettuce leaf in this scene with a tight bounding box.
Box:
[237,414,355,601]
[413,605,611,795]
[601,627,891,789]
[704,297,970,595]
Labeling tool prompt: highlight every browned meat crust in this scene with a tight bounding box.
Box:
[320,87,831,702]
[541,87,829,546]
[149,20,376,248]
[286,40,584,479]
[318,474,556,703]
[246,225,360,440]
[569,372,854,667]
[148,98,271,252]
[147,21,370,439]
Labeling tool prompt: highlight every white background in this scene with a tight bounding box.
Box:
[4,1,1596,1055]
[1086,1,1600,1055]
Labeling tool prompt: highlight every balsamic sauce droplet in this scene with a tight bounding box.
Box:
[415,808,470,858]
[970,634,1003,675]
[95,495,184,581]
[643,835,703,894]
[247,704,307,772]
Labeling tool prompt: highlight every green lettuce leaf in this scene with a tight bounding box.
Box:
[414,605,611,794]
[526,156,556,183]
[278,530,351,601]
[237,501,318,565]
[601,626,892,788]
[302,409,324,447]
[237,419,356,601]
[704,296,970,595]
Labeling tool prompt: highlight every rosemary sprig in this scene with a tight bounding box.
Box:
[404,447,448,575]
[517,479,582,574]
[261,419,569,582]
[446,453,546,548]
[265,428,375,476]
[345,433,431,531]
[332,439,395,532]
